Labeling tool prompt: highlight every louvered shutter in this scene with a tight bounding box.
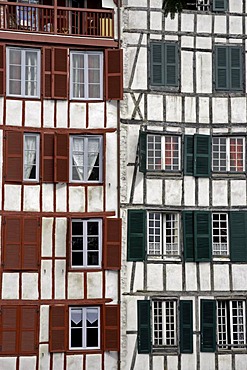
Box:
[20,306,38,354]
[43,133,54,182]
[54,133,69,183]
[151,43,163,85]
[200,300,216,352]
[3,217,21,270]
[180,300,193,353]
[139,131,147,173]
[53,48,68,99]
[43,47,52,98]
[5,131,23,182]
[216,46,228,90]
[165,43,178,86]
[184,135,194,175]
[0,44,5,96]
[195,211,211,262]
[183,211,194,262]
[22,218,40,270]
[104,305,120,351]
[194,135,211,177]
[104,218,121,270]
[127,210,146,261]
[1,306,18,354]
[213,0,227,11]
[230,47,242,90]
[137,300,151,354]
[230,212,247,262]
[105,49,123,100]
[50,305,67,352]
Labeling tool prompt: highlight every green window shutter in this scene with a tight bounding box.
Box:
[195,212,211,262]
[151,43,163,85]
[216,46,228,90]
[230,212,247,262]
[200,300,216,352]
[127,210,146,261]
[194,135,211,177]
[213,0,227,11]
[230,47,242,90]
[184,135,194,175]
[165,43,178,87]
[180,300,193,353]
[139,131,147,173]
[137,300,151,354]
[183,211,195,262]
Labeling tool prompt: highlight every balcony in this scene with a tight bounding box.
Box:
[0,1,114,38]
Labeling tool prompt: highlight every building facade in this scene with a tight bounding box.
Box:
[121,0,247,369]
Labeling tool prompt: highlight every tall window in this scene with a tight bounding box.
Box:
[147,135,180,171]
[212,137,245,172]
[150,42,178,87]
[153,300,176,347]
[23,133,40,181]
[70,51,103,100]
[6,47,40,97]
[215,46,242,91]
[212,213,228,256]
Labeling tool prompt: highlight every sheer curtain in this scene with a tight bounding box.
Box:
[86,308,98,325]
[71,309,83,325]
[87,138,100,180]
[72,137,84,180]
[24,135,36,179]
[73,53,84,98]
[25,51,37,96]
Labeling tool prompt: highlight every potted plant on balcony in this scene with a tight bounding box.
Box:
[162,0,187,18]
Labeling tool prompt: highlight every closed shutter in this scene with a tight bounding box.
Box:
[19,306,38,354]
[22,218,40,270]
[180,300,193,354]
[43,133,54,182]
[50,305,67,352]
[195,212,211,262]
[200,300,216,352]
[137,300,151,354]
[1,306,18,354]
[216,46,228,90]
[230,212,247,262]
[54,133,69,183]
[230,47,242,90]
[151,43,163,85]
[105,49,123,100]
[184,135,194,175]
[5,131,23,182]
[213,0,227,11]
[0,44,5,96]
[104,218,121,270]
[43,47,52,98]
[165,43,178,86]
[127,210,146,261]
[194,135,211,177]
[183,211,194,262]
[104,305,120,351]
[53,48,68,99]
[139,131,147,173]
[3,217,21,270]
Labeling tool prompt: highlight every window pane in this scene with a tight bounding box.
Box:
[23,134,38,180]
[72,53,85,98]
[70,308,83,348]
[147,135,161,170]
[148,213,161,255]
[86,308,99,348]
[72,138,84,181]
[230,138,244,172]
[212,213,228,256]
[87,138,100,181]
[212,137,227,171]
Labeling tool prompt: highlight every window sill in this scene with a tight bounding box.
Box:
[147,255,181,263]
[145,171,182,178]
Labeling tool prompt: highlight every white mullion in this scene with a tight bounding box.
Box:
[162,301,166,345]
[178,137,181,171]
[99,53,103,100]
[84,137,88,181]
[230,301,234,346]
[82,307,86,349]
[21,50,25,96]
[226,138,230,172]
[99,136,103,182]
[161,136,166,171]
[83,220,87,267]
[242,138,246,172]
[84,53,89,100]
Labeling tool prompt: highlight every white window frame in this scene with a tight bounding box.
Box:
[70,135,103,183]
[212,137,245,172]
[152,300,177,347]
[147,135,181,171]
[69,306,100,350]
[71,219,102,268]
[212,213,229,256]
[6,47,40,98]
[23,133,40,182]
[70,51,103,100]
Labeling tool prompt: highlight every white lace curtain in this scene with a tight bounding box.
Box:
[71,308,98,325]
[25,51,37,96]
[73,138,99,181]
[24,135,36,179]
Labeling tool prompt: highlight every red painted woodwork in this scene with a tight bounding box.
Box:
[5,131,23,182]
[105,49,123,100]
[3,217,21,270]
[104,304,120,351]
[104,218,121,270]
[19,307,38,353]
[43,47,52,98]
[22,218,40,270]
[50,305,67,352]
[43,133,55,182]
[55,133,69,183]
[1,306,18,354]
[54,48,68,99]
[0,44,4,96]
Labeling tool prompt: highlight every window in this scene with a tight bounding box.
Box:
[6,47,40,97]
[69,307,100,350]
[23,133,40,181]
[147,135,180,171]
[215,46,242,91]
[153,300,176,347]
[150,42,178,87]
[184,0,228,11]
[212,137,245,172]
[184,135,211,177]
[70,51,103,100]
[71,219,102,268]
[212,213,228,256]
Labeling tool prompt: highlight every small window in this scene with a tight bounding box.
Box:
[70,51,103,100]
[70,136,103,182]
[147,135,180,171]
[212,137,245,172]
[6,47,40,98]
[183,0,227,11]
[71,219,102,268]
[215,46,242,91]
[23,133,40,182]
[212,213,228,256]
[69,307,100,350]
[153,300,177,348]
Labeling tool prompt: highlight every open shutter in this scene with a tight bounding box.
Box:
[137,300,151,354]
[180,300,193,354]
[20,306,38,354]
[104,305,120,351]
[200,300,216,352]
[0,44,5,96]
[54,133,69,183]
[195,211,211,262]
[151,43,163,85]
[104,218,121,270]
[22,218,40,270]
[43,133,54,182]
[184,135,194,175]
[43,47,52,98]
[127,210,146,261]
[3,217,21,270]
[105,49,123,100]
[1,306,18,354]
[53,48,68,99]
[139,131,147,173]
[50,305,67,352]
[230,47,242,90]
[183,211,194,262]
[216,46,228,90]
[213,0,227,11]
[230,212,247,262]
[5,131,23,182]
[165,43,178,86]
[194,135,211,177]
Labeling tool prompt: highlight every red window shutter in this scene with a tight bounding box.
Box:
[105,49,123,100]
[42,133,54,182]
[1,306,18,354]
[53,48,68,99]
[5,131,23,182]
[104,305,120,351]
[3,217,21,270]
[0,44,5,96]
[22,218,40,270]
[43,47,52,98]
[104,218,121,270]
[54,133,69,183]
[50,305,67,352]
[20,306,38,354]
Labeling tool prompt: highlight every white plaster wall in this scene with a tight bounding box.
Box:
[87,272,102,299]
[86,354,102,370]
[55,260,66,299]
[197,37,212,50]
[184,177,195,206]
[41,260,52,299]
[19,356,36,370]
[181,36,194,48]
[150,11,162,31]
[165,179,182,206]
[126,296,138,331]
[167,356,178,370]
[0,131,3,209]
[185,263,197,291]
[6,100,22,126]
[39,305,49,342]
[53,353,64,370]
[55,218,67,257]
[153,356,164,369]
[25,101,41,127]
[42,184,54,212]
[214,265,229,291]
[2,273,19,299]
[106,132,118,213]
[56,184,67,212]
[0,98,3,125]
[231,180,246,206]
[69,103,86,129]
[199,263,211,291]
[128,47,147,90]
[133,171,144,204]
[67,355,84,370]
[200,353,215,370]
[128,10,147,30]
[68,272,84,299]
[43,100,55,128]
[88,103,104,129]
[199,97,210,123]
[106,101,117,128]
[147,95,163,122]
[235,355,247,370]
[166,264,182,291]
[218,355,232,370]
[181,13,194,32]
[196,53,212,93]
[105,271,118,303]
[198,178,210,206]
[56,101,68,128]
[0,358,17,370]
[68,186,85,212]
[212,98,228,123]
[4,184,21,211]
[232,265,247,290]
[133,353,149,370]
[105,352,118,370]
[42,218,53,257]
[229,16,243,34]
[22,273,38,299]
[126,262,143,292]
[147,264,163,291]
[181,354,196,370]
[166,96,182,122]
[39,344,50,370]
[230,0,243,13]
[212,180,228,206]
[185,97,196,122]
[87,186,103,212]
[231,98,246,124]
[197,15,212,33]
[23,185,40,211]
[146,179,162,204]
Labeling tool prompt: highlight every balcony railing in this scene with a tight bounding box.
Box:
[0,2,114,38]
